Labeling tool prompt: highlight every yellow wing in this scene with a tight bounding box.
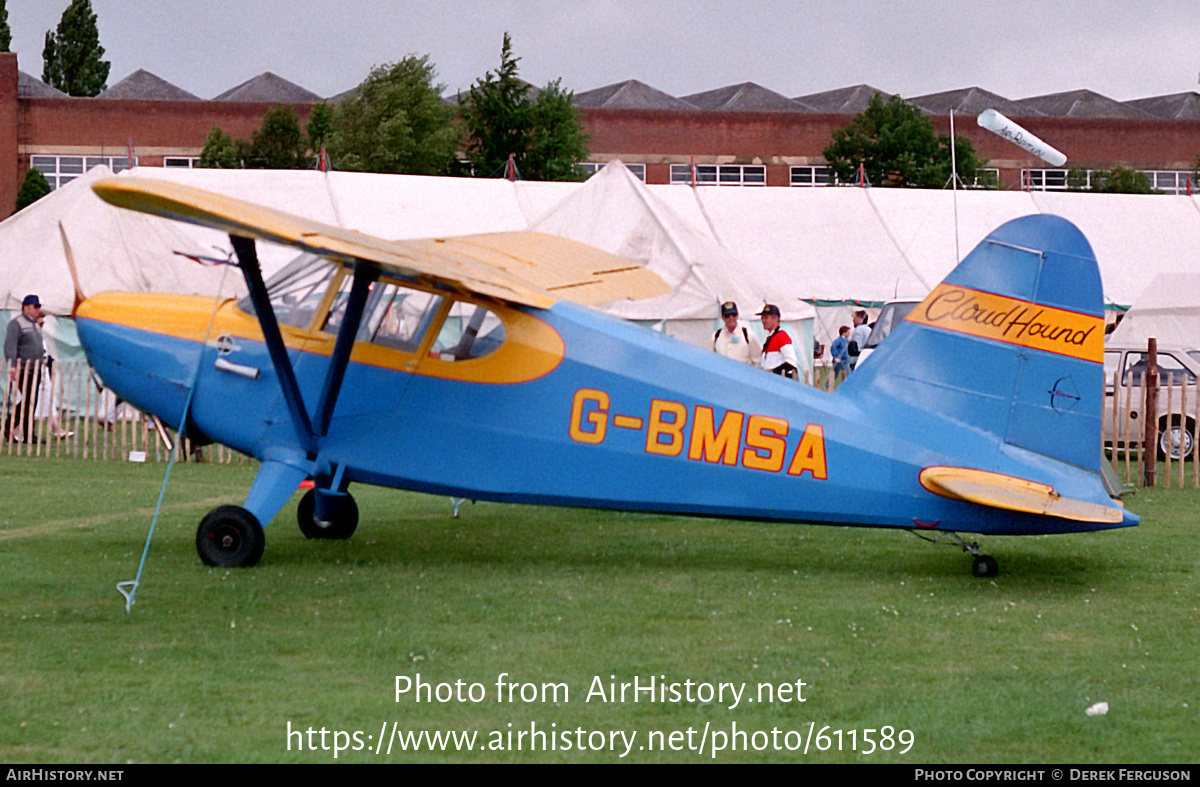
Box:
[91,176,670,310]
[919,466,1124,524]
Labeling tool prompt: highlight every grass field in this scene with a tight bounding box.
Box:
[0,455,1196,763]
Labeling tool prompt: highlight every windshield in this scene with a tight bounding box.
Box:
[237,252,337,330]
[863,301,919,350]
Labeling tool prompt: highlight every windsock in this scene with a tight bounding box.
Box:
[977,109,1067,167]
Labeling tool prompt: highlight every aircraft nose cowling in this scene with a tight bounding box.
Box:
[76,292,227,433]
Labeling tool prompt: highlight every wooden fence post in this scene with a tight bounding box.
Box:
[1143,339,1158,487]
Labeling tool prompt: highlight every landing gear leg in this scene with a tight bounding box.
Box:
[908,529,999,578]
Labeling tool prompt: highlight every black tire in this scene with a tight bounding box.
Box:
[196,506,265,568]
[971,555,999,578]
[1157,417,1195,462]
[297,488,359,540]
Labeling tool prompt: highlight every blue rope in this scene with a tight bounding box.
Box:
[117,266,230,614]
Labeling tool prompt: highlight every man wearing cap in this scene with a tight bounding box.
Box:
[712,302,762,366]
[5,294,45,442]
[757,304,800,380]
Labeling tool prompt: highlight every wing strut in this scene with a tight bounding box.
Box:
[231,235,318,456]
[314,262,379,436]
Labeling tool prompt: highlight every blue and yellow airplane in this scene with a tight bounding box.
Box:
[75,177,1136,577]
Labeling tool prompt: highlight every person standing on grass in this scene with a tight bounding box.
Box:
[5,294,45,442]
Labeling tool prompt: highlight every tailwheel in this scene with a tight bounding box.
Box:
[197,506,265,568]
[297,489,359,540]
[908,528,998,578]
[971,554,1000,578]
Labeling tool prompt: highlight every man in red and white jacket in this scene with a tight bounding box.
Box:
[756,304,799,379]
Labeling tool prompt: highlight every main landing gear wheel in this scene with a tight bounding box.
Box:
[297,489,359,540]
[971,554,1000,578]
[196,506,265,568]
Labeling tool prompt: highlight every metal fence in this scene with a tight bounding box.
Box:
[2,359,245,464]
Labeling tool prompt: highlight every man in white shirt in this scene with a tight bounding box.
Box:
[712,301,762,365]
[849,309,872,370]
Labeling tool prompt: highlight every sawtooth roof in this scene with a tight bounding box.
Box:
[574,80,698,110]
[1018,89,1154,119]
[1125,91,1200,119]
[100,69,199,101]
[212,72,322,103]
[794,84,896,113]
[682,82,815,112]
[910,87,1043,117]
[18,71,67,98]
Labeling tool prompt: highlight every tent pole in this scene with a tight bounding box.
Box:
[950,109,960,263]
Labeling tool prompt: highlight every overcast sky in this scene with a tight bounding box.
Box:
[9,0,1200,103]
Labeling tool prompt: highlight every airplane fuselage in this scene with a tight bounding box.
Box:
[77,292,1132,537]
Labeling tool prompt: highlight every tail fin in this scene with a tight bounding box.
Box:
[842,214,1105,472]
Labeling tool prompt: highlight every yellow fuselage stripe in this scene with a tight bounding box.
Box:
[78,292,566,385]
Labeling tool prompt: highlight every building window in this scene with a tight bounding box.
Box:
[670,163,765,186]
[581,162,645,181]
[164,157,198,169]
[31,155,136,189]
[790,166,831,186]
[1144,170,1192,195]
[1022,168,1192,194]
[1022,169,1069,190]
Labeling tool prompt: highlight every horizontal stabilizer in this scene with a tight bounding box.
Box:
[919,466,1124,524]
[91,176,670,309]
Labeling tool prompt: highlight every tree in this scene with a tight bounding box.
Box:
[0,1,12,53]
[42,0,110,97]
[306,102,334,151]
[525,80,589,181]
[822,93,982,188]
[326,55,459,175]
[197,106,309,169]
[13,167,52,214]
[247,105,309,169]
[197,127,247,169]
[460,33,589,181]
[461,34,533,178]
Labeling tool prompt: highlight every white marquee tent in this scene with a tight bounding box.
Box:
[4,160,1200,369]
[1107,273,1200,349]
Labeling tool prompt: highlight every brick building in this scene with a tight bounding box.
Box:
[4,51,1199,215]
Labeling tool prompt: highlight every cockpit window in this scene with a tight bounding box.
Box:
[430,301,506,361]
[323,277,443,353]
[245,258,506,362]
[363,284,443,353]
[238,252,336,330]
